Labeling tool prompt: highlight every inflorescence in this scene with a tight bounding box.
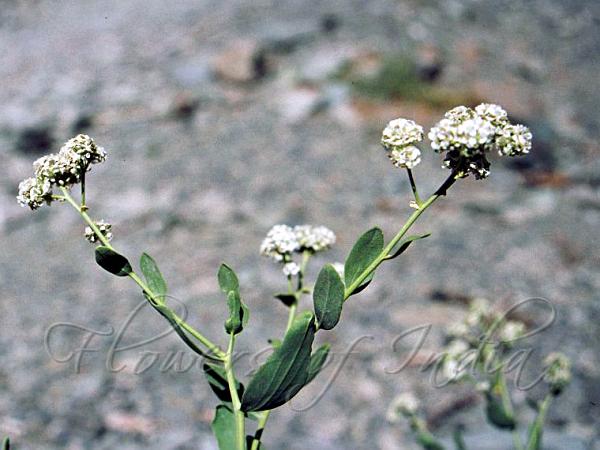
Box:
[17,134,107,210]
[260,224,336,274]
[84,220,113,244]
[381,104,532,178]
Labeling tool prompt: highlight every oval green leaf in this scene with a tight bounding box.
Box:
[140,253,167,298]
[344,227,383,294]
[218,263,239,294]
[211,405,237,450]
[306,343,330,384]
[241,311,316,412]
[95,246,132,277]
[313,265,344,330]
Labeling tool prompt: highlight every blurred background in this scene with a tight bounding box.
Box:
[1,0,599,448]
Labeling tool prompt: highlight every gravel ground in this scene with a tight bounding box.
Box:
[1,1,599,449]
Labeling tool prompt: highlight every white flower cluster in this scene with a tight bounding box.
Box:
[260,224,336,275]
[543,352,571,395]
[440,297,530,385]
[381,118,424,169]
[387,392,420,422]
[428,104,532,179]
[17,134,107,210]
[16,177,52,210]
[84,220,113,244]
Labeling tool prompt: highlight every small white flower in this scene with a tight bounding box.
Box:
[388,145,422,169]
[475,103,508,128]
[294,225,336,253]
[387,392,420,421]
[84,220,113,244]
[466,298,491,327]
[381,118,424,151]
[17,177,52,210]
[282,262,300,276]
[499,320,526,343]
[446,322,470,339]
[496,123,533,156]
[543,352,571,394]
[260,224,300,261]
[445,339,470,358]
[428,104,531,179]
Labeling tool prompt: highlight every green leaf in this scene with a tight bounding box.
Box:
[241,311,316,412]
[140,253,167,299]
[203,363,244,402]
[306,344,330,384]
[485,391,516,430]
[218,263,239,294]
[273,293,297,307]
[387,233,431,260]
[344,227,384,292]
[211,404,237,450]
[2,437,9,450]
[225,291,246,334]
[95,246,132,276]
[218,264,248,334]
[313,264,344,330]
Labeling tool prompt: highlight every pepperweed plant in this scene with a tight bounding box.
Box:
[15,104,553,449]
[387,298,571,450]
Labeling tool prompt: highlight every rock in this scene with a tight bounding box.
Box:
[212,40,268,83]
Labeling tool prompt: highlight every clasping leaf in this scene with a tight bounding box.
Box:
[344,227,383,296]
[241,311,316,412]
[95,246,132,277]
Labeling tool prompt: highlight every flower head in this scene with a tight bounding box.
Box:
[84,220,113,244]
[294,225,336,253]
[282,262,300,277]
[260,225,300,262]
[381,118,424,150]
[388,146,422,169]
[543,352,571,395]
[387,392,420,421]
[17,134,108,210]
[381,118,424,170]
[17,177,53,210]
[428,104,531,179]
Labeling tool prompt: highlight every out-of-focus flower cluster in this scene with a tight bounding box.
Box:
[380,104,531,178]
[428,104,531,179]
[17,134,107,210]
[260,224,336,275]
[440,298,527,384]
[84,220,113,244]
[543,352,571,395]
[386,392,420,422]
[381,118,423,169]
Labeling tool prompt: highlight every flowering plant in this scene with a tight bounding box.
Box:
[388,298,571,450]
[15,104,553,449]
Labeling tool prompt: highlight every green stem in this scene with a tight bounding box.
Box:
[225,332,246,450]
[498,372,523,450]
[525,395,551,450]
[250,270,301,450]
[406,168,422,206]
[344,172,457,299]
[80,171,88,211]
[60,187,226,361]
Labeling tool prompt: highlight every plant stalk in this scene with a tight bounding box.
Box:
[344,172,457,299]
